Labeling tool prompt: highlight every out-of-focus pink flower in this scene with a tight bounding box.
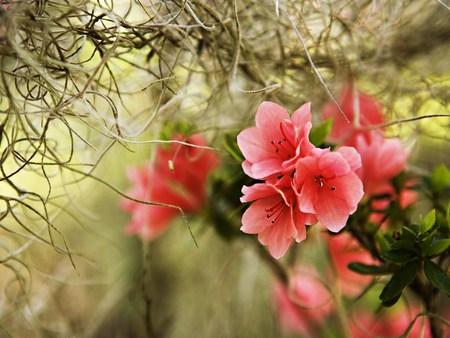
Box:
[121,134,220,241]
[240,176,317,259]
[293,147,364,232]
[327,232,377,296]
[350,305,432,338]
[369,180,418,225]
[355,132,409,197]
[272,268,333,336]
[237,101,314,180]
[322,86,384,146]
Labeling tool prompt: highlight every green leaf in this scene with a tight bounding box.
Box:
[380,259,419,304]
[424,239,450,256]
[447,204,450,229]
[348,263,392,275]
[430,164,450,194]
[420,209,436,233]
[382,293,402,307]
[382,249,417,263]
[376,233,393,253]
[391,239,416,251]
[309,119,332,147]
[424,259,450,297]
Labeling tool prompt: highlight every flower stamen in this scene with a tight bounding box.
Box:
[265,201,284,224]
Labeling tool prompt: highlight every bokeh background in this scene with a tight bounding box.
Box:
[0,0,449,337]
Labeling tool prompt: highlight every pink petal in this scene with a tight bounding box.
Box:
[316,195,350,232]
[294,156,318,187]
[328,172,364,213]
[258,210,295,259]
[241,196,281,234]
[250,158,284,179]
[336,146,362,171]
[242,160,254,177]
[241,182,277,202]
[237,127,273,163]
[255,101,290,131]
[291,102,312,127]
[319,152,350,178]
[298,179,318,214]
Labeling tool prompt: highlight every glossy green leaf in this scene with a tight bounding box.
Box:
[424,239,450,256]
[348,263,391,275]
[309,119,332,147]
[424,259,450,297]
[380,259,419,304]
[382,293,402,307]
[420,209,436,233]
[381,249,417,263]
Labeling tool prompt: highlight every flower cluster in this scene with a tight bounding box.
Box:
[322,86,416,222]
[238,102,364,259]
[121,133,220,241]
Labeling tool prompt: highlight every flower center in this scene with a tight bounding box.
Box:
[265,201,285,224]
[314,176,336,191]
[270,122,295,160]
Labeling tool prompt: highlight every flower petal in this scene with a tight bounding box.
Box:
[255,101,290,132]
[241,196,281,234]
[336,146,361,171]
[237,127,273,163]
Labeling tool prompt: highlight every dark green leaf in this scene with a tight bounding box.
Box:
[405,224,420,236]
[420,209,436,233]
[424,259,450,297]
[382,249,417,263]
[424,239,450,256]
[382,293,402,307]
[309,119,332,147]
[391,239,416,251]
[376,233,393,253]
[348,263,392,275]
[380,259,419,303]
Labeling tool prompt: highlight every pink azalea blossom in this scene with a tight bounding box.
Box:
[272,267,333,336]
[322,86,384,146]
[355,132,409,197]
[327,232,377,296]
[237,101,314,180]
[121,134,220,240]
[350,305,433,338]
[240,176,317,259]
[293,147,364,232]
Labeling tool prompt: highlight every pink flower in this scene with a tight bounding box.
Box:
[121,134,220,240]
[240,176,317,259]
[355,132,409,197]
[237,101,314,180]
[327,232,377,296]
[350,305,433,338]
[322,86,384,146]
[272,267,333,336]
[293,147,364,232]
